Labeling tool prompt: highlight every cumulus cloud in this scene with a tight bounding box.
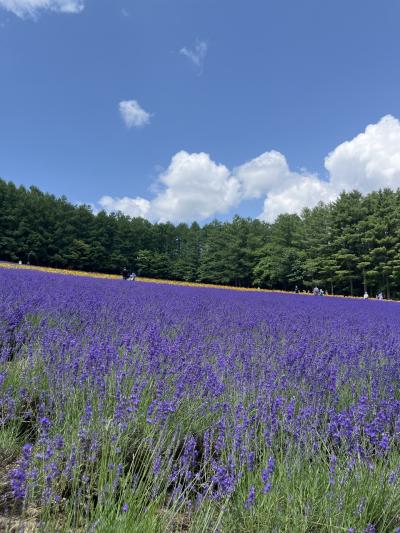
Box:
[325,114,400,194]
[99,115,400,224]
[99,195,151,219]
[0,0,84,17]
[235,151,336,222]
[119,100,151,128]
[257,114,400,221]
[180,40,208,74]
[101,152,240,224]
[151,151,241,223]
[234,151,293,199]
[259,174,336,223]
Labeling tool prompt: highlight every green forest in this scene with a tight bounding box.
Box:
[1,178,400,298]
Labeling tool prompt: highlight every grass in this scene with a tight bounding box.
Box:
[1,267,399,531]
[1,353,399,532]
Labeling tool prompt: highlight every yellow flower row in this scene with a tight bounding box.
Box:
[0,261,280,292]
[136,275,293,295]
[0,261,119,280]
[0,261,294,294]
[0,261,395,301]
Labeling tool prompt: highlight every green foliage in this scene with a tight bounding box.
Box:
[2,178,400,297]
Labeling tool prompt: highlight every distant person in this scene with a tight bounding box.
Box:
[313,286,319,296]
[294,285,299,293]
[364,291,369,299]
[377,291,383,300]
[18,260,22,265]
[121,267,129,280]
[128,272,137,282]
[319,289,324,296]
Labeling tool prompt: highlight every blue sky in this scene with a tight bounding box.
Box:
[1,0,400,223]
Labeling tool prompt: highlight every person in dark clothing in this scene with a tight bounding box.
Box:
[121,267,129,280]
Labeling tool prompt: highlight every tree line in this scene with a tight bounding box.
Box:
[1,178,400,298]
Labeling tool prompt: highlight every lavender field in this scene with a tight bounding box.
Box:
[0,268,399,532]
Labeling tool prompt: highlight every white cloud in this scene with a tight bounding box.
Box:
[151,151,241,223]
[234,151,293,199]
[259,175,336,223]
[99,195,151,219]
[119,100,151,128]
[258,114,400,221]
[99,115,400,224]
[325,114,400,194]
[180,40,208,74]
[0,0,84,17]
[236,151,336,222]
[100,151,240,223]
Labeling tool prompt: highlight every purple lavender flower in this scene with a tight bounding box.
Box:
[244,485,255,510]
[2,267,400,521]
[261,456,275,493]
